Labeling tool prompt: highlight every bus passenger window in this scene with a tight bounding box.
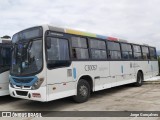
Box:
[90,39,107,60]
[149,47,157,60]
[133,45,142,60]
[121,43,133,59]
[46,37,70,68]
[71,37,89,60]
[142,46,149,60]
[107,41,121,60]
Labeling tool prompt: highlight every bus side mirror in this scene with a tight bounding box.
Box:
[46,38,51,49]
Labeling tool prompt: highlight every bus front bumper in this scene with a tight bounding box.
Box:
[9,84,47,102]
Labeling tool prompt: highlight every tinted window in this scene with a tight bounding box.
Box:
[91,49,107,59]
[142,46,149,60]
[47,38,69,61]
[71,37,89,60]
[90,39,107,60]
[133,45,141,52]
[149,47,157,60]
[72,48,89,59]
[90,39,106,49]
[134,53,142,59]
[0,47,11,66]
[108,41,121,59]
[121,43,133,59]
[71,37,87,48]
[0,45,11,73]
[133,45,142,59]
[121,43,132,52]
[108,42,120,51]
[109,51,121,59]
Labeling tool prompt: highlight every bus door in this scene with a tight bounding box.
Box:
[45,35,74,100]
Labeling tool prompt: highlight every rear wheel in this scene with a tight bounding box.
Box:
[73,79,90,103]
[134,72,143,87]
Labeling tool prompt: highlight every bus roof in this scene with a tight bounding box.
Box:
[48,25,119,41]
[47,25,155,48]
[12,25,155,48]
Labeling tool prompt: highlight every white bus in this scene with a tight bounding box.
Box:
[9,25,159,102]
[0,37,12,96]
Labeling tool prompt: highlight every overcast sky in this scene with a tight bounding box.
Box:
[1,0,160,49]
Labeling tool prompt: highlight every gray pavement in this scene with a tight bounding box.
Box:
[0,81,160,119]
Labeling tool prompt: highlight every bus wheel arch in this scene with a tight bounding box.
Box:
[73,75,93,103]
[138,70,144,80]
[78,75,93,92]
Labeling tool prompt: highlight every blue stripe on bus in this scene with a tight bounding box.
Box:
[10,76,38,86]
[73,68,77,79]
[96,35,108,39]
[121,65,123,73]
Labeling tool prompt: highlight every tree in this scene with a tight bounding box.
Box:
[1,35,11,39]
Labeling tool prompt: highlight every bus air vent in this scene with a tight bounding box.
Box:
[16,90,28,96]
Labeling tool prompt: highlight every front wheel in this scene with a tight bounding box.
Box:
[73,79,90,103]
[134,72,143,87]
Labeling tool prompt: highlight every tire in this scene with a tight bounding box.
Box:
[134,72,143,87]
[73,79,90,103]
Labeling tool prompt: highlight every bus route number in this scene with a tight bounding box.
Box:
[85,65,97,71]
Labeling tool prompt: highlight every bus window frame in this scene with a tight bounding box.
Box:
[45,30,72,70]
[120,42,133,60]
[107,40,122,60]
[149,47,157,61]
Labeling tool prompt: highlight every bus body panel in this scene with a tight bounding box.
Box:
[151,61,159,76]
[46,65,76,101]
[134,61,156,80]
[0,71,9,96]
[71,61,110,92]
[110,61,136,86]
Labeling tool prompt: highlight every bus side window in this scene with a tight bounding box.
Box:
[133,45,142,60]
[71,37,89,60]
[107,41,121,60]
[46,37,71,69]
[121,43,133,60]
[149,47,157,60]
[89,39,107,60]
[141,46,149,60]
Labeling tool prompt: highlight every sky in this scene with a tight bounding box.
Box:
[1,0,160,49]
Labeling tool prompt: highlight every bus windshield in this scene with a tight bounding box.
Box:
[10,27,43,76]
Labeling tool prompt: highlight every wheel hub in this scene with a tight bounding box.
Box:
[79,85,88,97]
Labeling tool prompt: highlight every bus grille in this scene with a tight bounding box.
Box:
[16,91,28,96]
[13,78,33,83]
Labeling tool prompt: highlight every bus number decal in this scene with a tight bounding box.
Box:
[85,65,97,71]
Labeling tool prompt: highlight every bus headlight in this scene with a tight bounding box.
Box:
[31,78,44,90]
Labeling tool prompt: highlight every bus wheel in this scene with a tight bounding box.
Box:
[134,72,143,87]
[73,79,90,103]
